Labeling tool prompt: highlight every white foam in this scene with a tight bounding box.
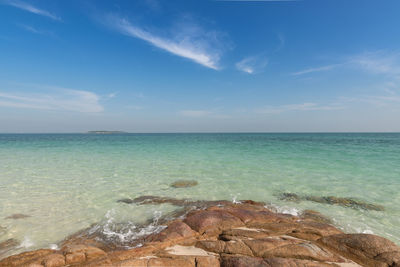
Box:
[18,237,34,248]
[270,205,300,216]
[49,244,59,250]
[100,209,166,245]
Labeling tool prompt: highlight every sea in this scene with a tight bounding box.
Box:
[0,133,399,258]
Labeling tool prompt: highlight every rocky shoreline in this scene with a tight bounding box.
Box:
[1,197,399,267]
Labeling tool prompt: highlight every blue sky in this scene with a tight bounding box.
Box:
[1,0,400,132]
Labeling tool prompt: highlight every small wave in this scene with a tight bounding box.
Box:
[268,204,300,216]
[89,209,166,248]
[18,237,34,249]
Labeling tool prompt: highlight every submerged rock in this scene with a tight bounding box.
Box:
[278,192,302,202]
[278,192,385,211]
[5,214,31,220]
[0,239,19,258]
[171,180,198,188]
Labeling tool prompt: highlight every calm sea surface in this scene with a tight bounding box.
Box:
[1,133,399,257]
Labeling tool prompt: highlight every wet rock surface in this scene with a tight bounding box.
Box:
[279,192,385,211]
[1,197,398,266]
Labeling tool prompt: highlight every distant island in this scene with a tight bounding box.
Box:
[87,131,126,134]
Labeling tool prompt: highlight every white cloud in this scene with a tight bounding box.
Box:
[256,102,344,114]
[107,16,224,70]
[236,55,268,74]
[0,87,103,112]
[3,0,61,21]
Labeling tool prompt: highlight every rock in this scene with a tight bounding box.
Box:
[0,249,53,267]
[62,244,106,262]
[65,251,85,264]
[41,254,65,267]
[221,255,268,267]
[195,256,220,267]
[171,180,198,188]
[5,213,31,220]
[288,221,343,241]
[146,221,197,245]
[278,193,302,202]
[279,192,384,211]
[318,233,400,266]
[263,257,338,267]
[147,257,195,266]
[0,238,19,258]
[305,196,385,211]
[300,210,333,224]
[262,242,344,262]
[184,209,244,236]
[0,199,399,267]
[196,241,226,254]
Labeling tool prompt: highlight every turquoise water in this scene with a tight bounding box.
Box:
[0,133,400,257]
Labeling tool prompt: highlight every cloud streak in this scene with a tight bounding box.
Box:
[292,64,340,76]
[0,87,103,112]
[256,102,344,114]
[3,0,61,21]
[107,16,223,69]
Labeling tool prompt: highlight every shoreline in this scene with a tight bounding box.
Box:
[1,197,399,267]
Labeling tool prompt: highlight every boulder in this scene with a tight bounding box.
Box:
[184,209,244,236]
[318,233,400,266]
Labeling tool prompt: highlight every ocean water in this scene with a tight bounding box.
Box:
[0,133,400,258]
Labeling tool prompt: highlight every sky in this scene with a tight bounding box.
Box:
[1,0,400,132]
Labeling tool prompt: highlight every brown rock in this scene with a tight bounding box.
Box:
[263,242,344,262]
[221,228,272,240]
[184,209,244,236]
[318,233,400,267]
[171,180,198,188]
[65,251,86,264]
[224,240,253,256]
[195,256,220,267]
[146,221,197,244]
[196,240,226,254]
[300,210,333,224]
[0,249,53,267]
[221,254,268,267]
[41,254,65,267]
[243,237,301,257]
[289,221,343,241]
[263,257,338,267]
[147,257,195,266]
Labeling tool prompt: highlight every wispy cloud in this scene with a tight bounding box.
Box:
[349,51,400,76]
[106,16,225,70]
[3,0,61,21]
[236,55,268,74]
[0,86,103,112]
[17,24,54,36]
[292,64,341,76]
[256,102,344,114]
[293,51,400,77]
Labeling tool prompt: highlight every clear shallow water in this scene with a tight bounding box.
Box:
[0,133,399,257]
